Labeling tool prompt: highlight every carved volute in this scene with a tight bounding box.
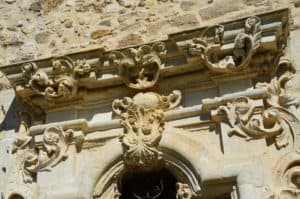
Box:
[1,8,298,199]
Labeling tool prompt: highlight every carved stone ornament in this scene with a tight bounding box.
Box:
[108,42,166,89]
[112,90,182,167]
[269,165,300,199]
[22,56,93,100]
[176,183,194,199]
[12,125,84,183]
[212,72,299,149]
[93,183,121,199]
[188,16,262,73]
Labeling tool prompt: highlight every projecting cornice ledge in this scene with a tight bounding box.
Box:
[0,8,290,114]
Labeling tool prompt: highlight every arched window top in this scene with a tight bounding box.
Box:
[120,169,177,199]
[8,194,24,199]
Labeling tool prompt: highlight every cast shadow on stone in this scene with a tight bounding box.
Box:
[0,97,22,132]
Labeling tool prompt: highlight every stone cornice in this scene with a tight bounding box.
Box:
[0,8,290,114]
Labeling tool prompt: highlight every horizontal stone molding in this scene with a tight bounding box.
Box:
[0,9,289,113]
[29,87,269,136]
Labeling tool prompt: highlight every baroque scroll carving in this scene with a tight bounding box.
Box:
[212,71,299,149]
[112,90,181,167]
[188,16,262,73]
[108,42,166,89]
[269,165,300,198]
[22,56,93,100]
[12,125,84,183]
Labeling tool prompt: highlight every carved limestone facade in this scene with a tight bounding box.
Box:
[1,7,300,199]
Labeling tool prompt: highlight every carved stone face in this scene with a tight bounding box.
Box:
[122,107,164,166]
[44,132,59,145]
[31,71,49,86]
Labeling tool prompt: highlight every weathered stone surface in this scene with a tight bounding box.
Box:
[35,31,51,44]
[0,0,295,66]
[2,2,300,199]
[90,28,111,39]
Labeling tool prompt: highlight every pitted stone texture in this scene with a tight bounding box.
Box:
[0,0,297,65]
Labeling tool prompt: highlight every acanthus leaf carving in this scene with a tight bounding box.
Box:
[188,16,262,73]
[112,90,182,168]
[256,71,300,109]
[212,71,299,149]
[12,125,84,183]
[22,56,93,100]
[108,42,166,90]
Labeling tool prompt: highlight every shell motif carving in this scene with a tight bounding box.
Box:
[112,90,182,167]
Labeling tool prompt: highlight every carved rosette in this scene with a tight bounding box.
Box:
[188,16,262,73]
[212,72,299,149]
[108,42,166,89]
[22,56,93,100]
[112,90,182,167]
[12,125,84,183]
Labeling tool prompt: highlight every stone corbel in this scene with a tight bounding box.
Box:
[112,90,182,168]
[21,56,94,100]
[211,71,299,149]
[108,42,166,89]
[188,16,262,73]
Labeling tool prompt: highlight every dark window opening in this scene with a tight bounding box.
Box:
[120,169,177,199]
[8,194,24,199]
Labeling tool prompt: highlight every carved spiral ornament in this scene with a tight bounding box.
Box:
[188,16,262,73]
[108,42,166,90]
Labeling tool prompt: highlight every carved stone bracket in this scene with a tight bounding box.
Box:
[108,42,166,89]
[188,16,262,73]
[22,56,94,100]
[212,72,299,149]
[112,90,182,167]
[12,125,84,183]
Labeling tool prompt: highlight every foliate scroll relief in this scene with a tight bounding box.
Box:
[12,126,84,183]
[212,72,299,149]
[108,42,166,89]
[22,56,93,100]
[269,165,300,198]
[188,16,262,73]
[112,90,182,167]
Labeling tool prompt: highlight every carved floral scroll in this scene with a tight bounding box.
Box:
[22,56,93,100]
[188,16,262,73]
[12,125,84,183]
[112,90,181,167]
[212,72,299,149]
[108,42,166,90]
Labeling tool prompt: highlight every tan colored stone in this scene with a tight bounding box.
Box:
[90,28,111,39]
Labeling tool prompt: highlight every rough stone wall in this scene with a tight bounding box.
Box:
[0,0,297,66]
